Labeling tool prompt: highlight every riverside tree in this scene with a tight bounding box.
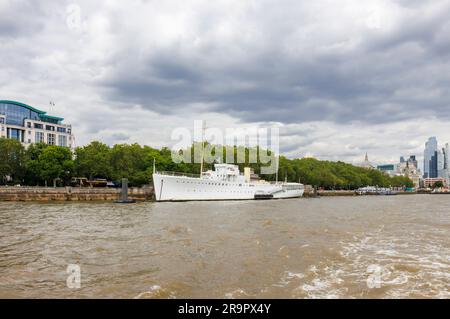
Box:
[0,138,415,189]
[0,138,26,185]
[433,181,444,189]
[74,141,112,180]
[24,143,51,186]
[35,146,74,187]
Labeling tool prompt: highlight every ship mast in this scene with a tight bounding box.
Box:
[200,120,205,177]
[276,154,279,184]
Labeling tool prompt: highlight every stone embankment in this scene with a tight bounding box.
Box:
[0,186,419,201]
[0,186,154,202]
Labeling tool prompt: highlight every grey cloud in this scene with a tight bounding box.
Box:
[2,0,450,163]
[110,133,130,141]
[0,1,46,38]
[98,1,450,126]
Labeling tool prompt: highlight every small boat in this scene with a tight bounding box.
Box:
[356,186,397,195]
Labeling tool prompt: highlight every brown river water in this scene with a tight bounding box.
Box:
[0,195,448,299]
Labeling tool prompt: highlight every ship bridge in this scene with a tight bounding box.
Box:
[202,164,246,182]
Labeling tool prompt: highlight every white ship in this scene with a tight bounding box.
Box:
[152,164,304,201]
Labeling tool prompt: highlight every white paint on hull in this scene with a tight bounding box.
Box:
[153,174,304,201]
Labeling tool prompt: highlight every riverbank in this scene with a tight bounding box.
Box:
[0,186,421,201]
[304,189,418,197]
[0,186,153,202]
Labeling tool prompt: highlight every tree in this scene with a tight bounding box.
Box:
[35,146,74,187]
[110,143,149,186]
[391,175,414,188]
[1,139,418,189]
[0,138,26,184]
[24,143,50,186]
[433,181,444,189]
[74,141,112,179]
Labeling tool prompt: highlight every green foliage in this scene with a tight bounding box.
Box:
[23,144,74,186]
[0,138,26,184]
[391,175,415,189]
[267,157,415,189]
[38,146,74,186]
[433,181,444,189]
[24,143,50,185]
[0,139,415,189]
[109,143,150,186]
[74,141,112,179]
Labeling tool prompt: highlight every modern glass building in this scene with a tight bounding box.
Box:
[423,137,450,185]
[377,164,395,172]
[424,137,438,178]
[0,100,73,148]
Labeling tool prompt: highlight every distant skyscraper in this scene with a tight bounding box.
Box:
[444,144,449,170]
[408,155,418,169]
[432,150,441,178]
[424,137,438,178]
[439,143,450,180]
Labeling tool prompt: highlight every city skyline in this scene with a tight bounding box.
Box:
[1,1,450,165]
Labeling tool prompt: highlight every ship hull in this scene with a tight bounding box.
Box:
[152,174,304,201]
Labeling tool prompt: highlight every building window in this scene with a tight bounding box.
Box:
[58,135,67,147]
[57,127,66,133]
[47,133,55,145]
[35,132,44,143]
[46,125,55,131]
[0,118,4,124]
[0,102,40,126]
[34,123,43,129]
[27,122,32,128]
[7,128,22,141]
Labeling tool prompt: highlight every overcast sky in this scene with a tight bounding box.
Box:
[1,0,450,166]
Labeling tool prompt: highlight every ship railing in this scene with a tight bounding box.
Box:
[155,171,201,178]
